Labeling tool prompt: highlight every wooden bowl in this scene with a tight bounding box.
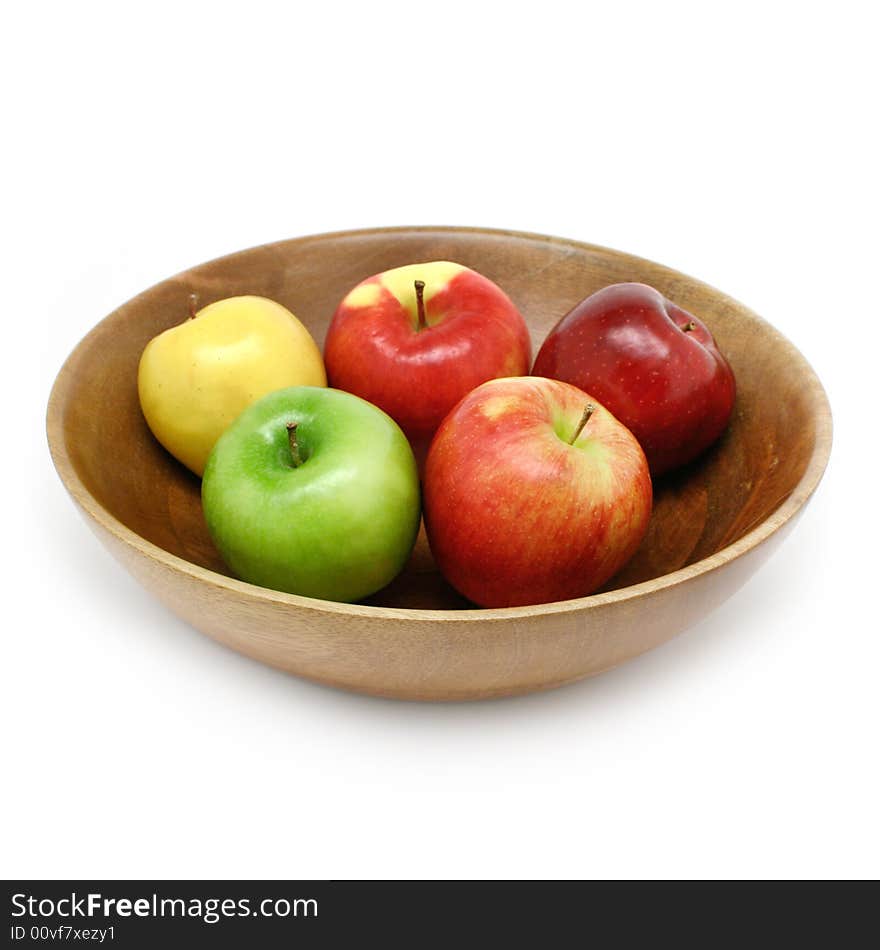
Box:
[47,227,832,700]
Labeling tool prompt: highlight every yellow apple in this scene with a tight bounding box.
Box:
[138,295,326,476]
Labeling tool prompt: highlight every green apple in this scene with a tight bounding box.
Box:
[202,386,420,602]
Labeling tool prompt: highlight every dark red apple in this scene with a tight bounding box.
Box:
[532,283,736,476]
[324,261,531,462]
[423,376,652,608]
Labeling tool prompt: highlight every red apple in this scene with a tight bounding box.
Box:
[324,261,531,458]
[423,376,652,608]
[532,283,736,476]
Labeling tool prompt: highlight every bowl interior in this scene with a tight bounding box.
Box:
[54,228,820,609]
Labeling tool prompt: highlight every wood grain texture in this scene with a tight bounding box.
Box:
[46,226,832,700]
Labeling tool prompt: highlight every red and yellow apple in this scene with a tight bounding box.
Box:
[532,283,736,476]
[423,376,652,608]
[324,261,531,459]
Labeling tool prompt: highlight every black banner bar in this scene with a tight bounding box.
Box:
[3,880,873,947]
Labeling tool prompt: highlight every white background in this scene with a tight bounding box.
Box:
[4,1,877,880]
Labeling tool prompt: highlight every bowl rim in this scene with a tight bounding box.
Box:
[46,224,833,622]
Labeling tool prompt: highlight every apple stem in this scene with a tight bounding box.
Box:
[188,293,199,319]
[286,422,304,468]
[681,320,696,333]
[569,403,596,444]
[414,279,428,331]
